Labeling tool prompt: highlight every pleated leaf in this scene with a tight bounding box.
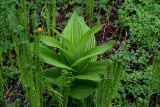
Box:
[69,80,97,99]
[44,67,61,80]
[39,45,74,71]
[39,35,62,48]
[77,24,103,56]
[43,67,63,85]
[61,12,95,55]
[61,12,84,45]
[74,61,106,81]
[71,40,116,67]
[47,30,76,53]
[39,35,75,62]
[78,17,96,52]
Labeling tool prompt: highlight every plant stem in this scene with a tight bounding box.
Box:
[80,99,87,107]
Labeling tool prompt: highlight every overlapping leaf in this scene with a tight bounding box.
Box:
[71,40,115,67]
[69,80,97,99]
[36,12,116,100]
[74,61,107,81]
[39,45,74,71]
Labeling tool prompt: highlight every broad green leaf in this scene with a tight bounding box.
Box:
[39,35,75,61]
[44,67,61,80]
[61,12,95,50]
[61,37,75,52]
[77,24,103,56]
[72,59,91,73]
[78,17,96,53]
[62,12,84,45]
[40,36,75,63]
[43,67,73,87]
[84,40,116,57]
[39,45,74,71]
[39,35,61,48]
[43,67,63,85]
[61,12,95,61]
[48,30,76,53]
[74,61,106,81]
[71,40,116,67]
[60,37,77,64]
[61,12,97,62]
[69,80,97,99]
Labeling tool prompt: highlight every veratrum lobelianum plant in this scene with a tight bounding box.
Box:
[35,12,115,103]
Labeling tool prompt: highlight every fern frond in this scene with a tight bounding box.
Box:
[86,0,95,26]
[94,60,123,107]
[150,53,160,94]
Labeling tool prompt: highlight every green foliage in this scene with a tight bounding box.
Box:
[115,0,160,106]
[86,0,94,26]
[6,99,20,107]
[150,52,160,94]
[2,0,160,107]
[111,40,151,106]
[118,0,160,47]
[4,0,43,106]
[36,12,115,105]
[94,60,123,107]
[0,52,5,106]
[44,0,57,36]
[0,0,16,106]
[98,0,112,12]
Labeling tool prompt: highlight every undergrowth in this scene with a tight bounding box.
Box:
[0,0,160,107]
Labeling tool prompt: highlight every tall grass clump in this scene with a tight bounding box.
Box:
[44,0,57,36]
[86,0,95,26]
